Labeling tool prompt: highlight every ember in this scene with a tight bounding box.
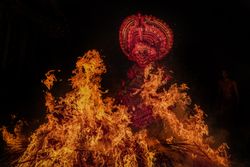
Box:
[1,14,230,167]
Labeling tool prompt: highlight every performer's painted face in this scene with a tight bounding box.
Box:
[131,42,157,67]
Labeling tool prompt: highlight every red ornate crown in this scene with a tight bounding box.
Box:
[119,13,174,67]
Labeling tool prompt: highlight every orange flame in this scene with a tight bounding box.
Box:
[1,50,229,166]
[1,120,28,154]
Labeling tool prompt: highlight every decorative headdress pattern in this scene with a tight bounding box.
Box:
[119,13,174,67]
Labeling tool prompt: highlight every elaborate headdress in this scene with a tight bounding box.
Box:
[119,13,174,67]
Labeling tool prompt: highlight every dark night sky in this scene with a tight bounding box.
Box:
[1,0,250,164]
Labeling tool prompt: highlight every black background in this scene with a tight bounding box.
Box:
[0,0,250,165]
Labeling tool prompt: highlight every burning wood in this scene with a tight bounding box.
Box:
[1,50,229,166]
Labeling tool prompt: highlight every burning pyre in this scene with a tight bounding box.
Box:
[1,50,229,166]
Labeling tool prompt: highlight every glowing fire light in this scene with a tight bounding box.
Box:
[1,50,229,166]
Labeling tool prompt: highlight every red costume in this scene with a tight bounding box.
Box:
[117,14,174,129]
